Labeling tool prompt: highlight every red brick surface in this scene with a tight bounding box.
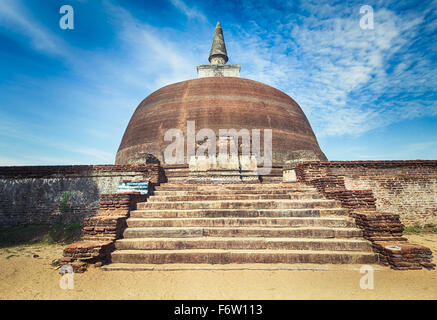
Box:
[296,160,437,226]
[61,192,148,272]
[0,164,164,183]
[116,77,327,165]
[296,161,435,270]
[374,241,435,270]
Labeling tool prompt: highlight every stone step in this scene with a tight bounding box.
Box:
[260,178,283,183]
[153,189,316,196]
[165,171,188,176]
[110,249,377,264]
[122,227,363,239]
[102,263,382,271]
[147,193,324,202]
[115,237,373,251]
[130,208,348,218]
[137,199,341,210]
[166,178,189,183]
[126,217,353,228]
[154,183,315,191]
[102,264,315,271]
[130,208,321,218]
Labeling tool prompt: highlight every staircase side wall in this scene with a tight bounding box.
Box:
[296,160,437,226]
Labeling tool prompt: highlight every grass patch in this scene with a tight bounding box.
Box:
[0,223,83,248]
[404,224,437,235]
[59,191,73,215]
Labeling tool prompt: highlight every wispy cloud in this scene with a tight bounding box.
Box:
[0,0,205,165]
[169,0,207,21]
[0,0,435,164]
[0,111,114,163]
[227,1,437,137]
[0,0,69,57]
[0,157,31,166]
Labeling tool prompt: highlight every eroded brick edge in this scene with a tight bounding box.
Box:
[60,191,148,272]
[296,162,435,270]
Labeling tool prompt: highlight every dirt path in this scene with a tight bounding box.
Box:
[0,234,436,300]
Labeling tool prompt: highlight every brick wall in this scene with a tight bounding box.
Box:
[0,164,164,226]
[296,161,437,226]
[62,191,147,272]
[296,161,436,270]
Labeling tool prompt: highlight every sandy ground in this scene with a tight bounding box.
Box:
[0,234,436,300]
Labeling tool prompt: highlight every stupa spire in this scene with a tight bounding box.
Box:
[197,22,239,77]
[209,22,228,65]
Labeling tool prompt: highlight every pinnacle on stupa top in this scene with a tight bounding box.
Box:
[208,22,228,65]
[197,22,239,77]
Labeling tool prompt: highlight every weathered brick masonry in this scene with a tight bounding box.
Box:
[296,160,436,270]
[296,160,437,226]
[0,164,164,226]
[116,77,328,165]
[62,192,147,272]
[80,192,148,242]
[309,177,377,210]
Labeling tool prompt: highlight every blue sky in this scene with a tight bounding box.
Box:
[0,0,436,165]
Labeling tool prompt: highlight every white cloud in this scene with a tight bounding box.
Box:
[0,0,69,57]
[226,3,436,138]
[0,157,30,166]
[0,0,436,165]
[0,1,204,165]
[169,0,207,21]
[66,146,114,162]
[0,111,113,164]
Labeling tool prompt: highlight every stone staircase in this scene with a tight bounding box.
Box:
[103,183,377,270]
[162,164,284,184]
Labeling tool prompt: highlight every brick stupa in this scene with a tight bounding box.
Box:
[116,22,327,167]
